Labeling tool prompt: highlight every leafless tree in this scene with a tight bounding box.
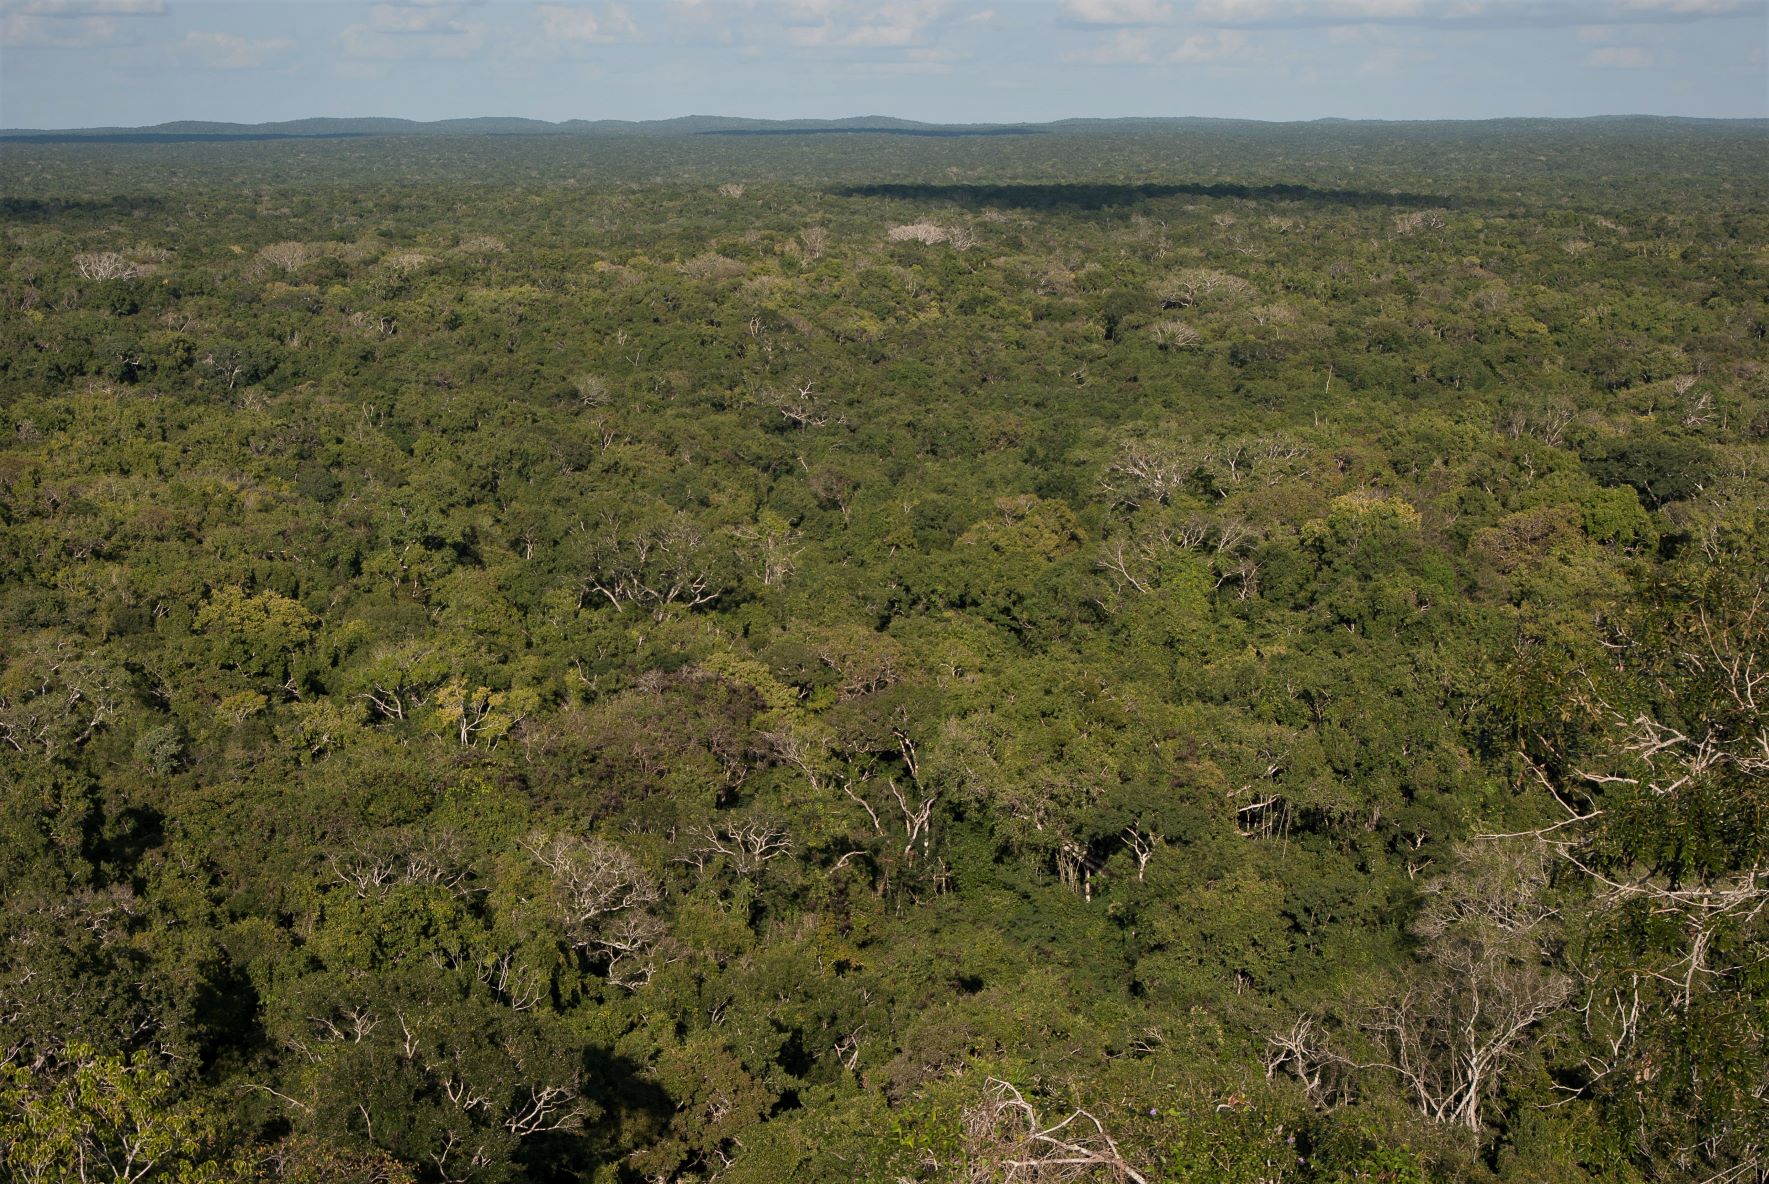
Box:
[1147,319,1201,348]
[504,1082,584,1138]
[1392,210,1446,235]
[0,641,126,760]
[1096,537,1153,595]
[199,346,253,392]
[255,241,313,276]
[574,374,611,407]
[1154,268,1255,309]
[326,830,471,899]
[1214,554,1262,601]
[1264,1015,1332,1107]
[765,723,939,874]
[888,222,951,246]
[1121,825,1158,881]
[456,233,507,254]
[962,1078,1148,1183]
[807,464,858,522]
[1389,842,1569,1129]
[1504,718,1768,1015]
[1499,398,1576,446]
[524,832,665,988]
[761,379,832,429]
[576,512,723,619]
[1268,841,1568,1131]
[597,911,668,990]
[526,833,660,932]
[1056,840,1100,902]
[477,949,547,1012]
[733,515,802,588]
[1102,436,1197,508]
[72,251,144,281]
[677,820,793,875]
[382,251,431,276]
[1672,374,1715,428]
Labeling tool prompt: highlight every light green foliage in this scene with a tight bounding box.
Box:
[194,587,317,679]
[430,678,538,747]
[0,1047,246,1183]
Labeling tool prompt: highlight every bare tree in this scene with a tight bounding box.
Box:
[573,374,612,407]
[1146,320,1201,348]
[1121,824,1158,881]
[888,222,953,246]
[1154,268,1255,309]
[1498,397,1576,446]
[1102,436,1198,508]
[326,829,471,899]
[476,949,547,1012]
[760,379,834,429]
[1268,842,1568,1132]
[72,251,145,281]
[1392,209,1446,235]
[764,722,940,876]
[1386,842,1568,1130]
[677,820,792,875]
[1463,559,1769,1175]
[526,833,660,932]
[525,832,665,987]
[0,640,126,760]
[255,241,313,276]
[1096,537,1153,595]
[962,1078,1148,1183]
[576,512,724,620]
[807,464,858,522]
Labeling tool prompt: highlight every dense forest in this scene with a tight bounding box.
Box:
[0,117,1765,1183]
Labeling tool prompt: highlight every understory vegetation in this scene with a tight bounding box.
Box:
[0,119,1765,1183]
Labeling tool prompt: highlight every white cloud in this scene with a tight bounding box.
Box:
[1065,23,1253,62]
[1060,0,1177,25]
[1586,43,1652,63]
[535,2,639,42]
[180,29,295,69]
[0,0,160,48]
[629,0,733,45]
[847,42,966,70]
[3,13,104,44]
[1063,27,1156,59]
[1,0,162,13]
[1614,0,1748,11]
[372,4,457,33]
[1170,27,1251,57]
[1357,43,1436,71]
[780,0,949,49]
[340,4,487,59]
[1126,0,1765,26]
[1190,0,1423,21]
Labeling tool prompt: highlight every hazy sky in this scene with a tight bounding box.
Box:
[2,0,1765,128]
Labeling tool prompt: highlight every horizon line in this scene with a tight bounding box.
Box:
[7,111,1769,135]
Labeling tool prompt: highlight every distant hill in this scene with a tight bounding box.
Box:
[3,112,1763,144]
[1,115,1052,143]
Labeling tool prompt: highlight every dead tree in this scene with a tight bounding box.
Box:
[962,1078,1148,1183]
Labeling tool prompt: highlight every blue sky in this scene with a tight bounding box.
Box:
[2,0,1765,128]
